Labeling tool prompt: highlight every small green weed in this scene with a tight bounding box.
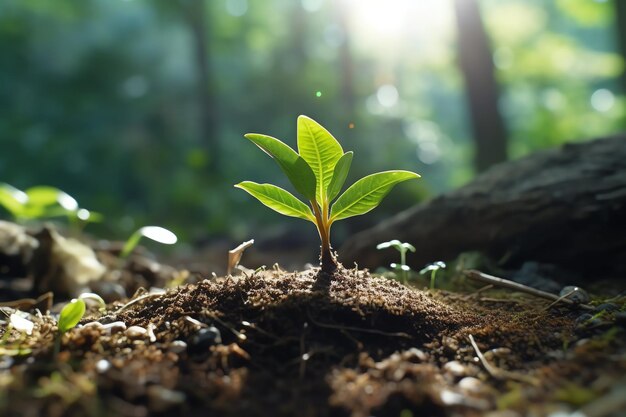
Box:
[0,183,101,225]
[120,226,178,258]
[376,239,416,283]
[420,261,446,289]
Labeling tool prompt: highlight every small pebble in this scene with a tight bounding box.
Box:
[444,360,467,377]
[442,336,459,354]
[0,356,14,370]
[458,376,483,393]
[101,321,127,334]
[90,281,127,303]
[559,286,590,304]
[95,359,111,373]
[575,314,593,325]
[147,385,186,412]
[169,340,188,354]
[484,347,511,361]
[188,326,222,355]
[125,326,148,339]
[592,303,618,313]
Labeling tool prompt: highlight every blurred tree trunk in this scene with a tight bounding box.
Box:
[182,0,220,174]
[453,0,508,173]
[615,1,626,95]
[336,5,355,116]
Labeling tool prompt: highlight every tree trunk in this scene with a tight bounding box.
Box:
[453,0,508,172]
[183,0,220,174]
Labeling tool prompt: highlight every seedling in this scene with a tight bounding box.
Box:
[0,183,101,225]
[54,293,106,357]
[420,261,446,289]
[236,115,420,273]
[120,226,178,258]
[376,239,416,283]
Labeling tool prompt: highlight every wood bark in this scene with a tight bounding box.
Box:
[339,136,626,277]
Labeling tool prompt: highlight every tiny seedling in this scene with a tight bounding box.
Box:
[376,239,416,283]
[420,261,446,289]
[55,293,106,357]
[0,183,102,225]
[120,226,178,258]
[236,115,420,273]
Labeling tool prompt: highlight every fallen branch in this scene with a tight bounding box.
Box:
[464,269,594,311]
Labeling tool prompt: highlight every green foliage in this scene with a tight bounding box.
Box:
[376,239,416,283]
[120,226,178,258]
[236,115,420,272]
[1,0,622,241]
[57,299,86,334]
[0,183,101,224]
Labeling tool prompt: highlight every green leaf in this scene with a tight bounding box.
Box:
[120,226,178,258]
[330,171,420,222]
[244,133,316,200]
[58,299,86,334]
[26,186,78,210]
[327,151,353,201]
[0,183,27,218]
[235,181,315,222]
[297,115,343,203]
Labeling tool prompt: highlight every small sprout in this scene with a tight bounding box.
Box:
[377,239,416,283]
[420,261,447,289]
[78,292,106,313]
[0,183,100,225]
[120,226,178,258]
[58,298,86,334]
[236,115,420,273]
[10,313,34,336]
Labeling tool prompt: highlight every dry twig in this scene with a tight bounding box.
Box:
[468,334,538,385]
[464,269,594,310]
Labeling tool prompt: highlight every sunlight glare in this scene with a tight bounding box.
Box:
[346,0,452,46]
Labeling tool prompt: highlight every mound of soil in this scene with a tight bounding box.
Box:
[3,265,624,417]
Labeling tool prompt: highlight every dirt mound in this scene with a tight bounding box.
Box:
[2,267,623,417]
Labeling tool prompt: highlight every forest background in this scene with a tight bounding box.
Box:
[1,0,624,261]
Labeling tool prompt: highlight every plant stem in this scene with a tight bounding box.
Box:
[400,249,407,283]
[311,200,337,273]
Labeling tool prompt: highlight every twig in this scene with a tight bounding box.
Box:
[307,310,412,339]
[468,334,538,385]
[203,311,247,342]
[462,284,494,300]
[479,297,522,304]
[464,269,594,311]
[543,288,577,311]
[113,293,163,314]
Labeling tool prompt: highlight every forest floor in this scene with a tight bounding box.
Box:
[1,224,625,417]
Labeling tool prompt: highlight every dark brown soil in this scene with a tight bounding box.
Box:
[2,266,624,417]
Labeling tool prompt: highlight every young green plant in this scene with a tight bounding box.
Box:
[235,115,420,273]
[120,226,178,258]
[376,239,416,283]
[420,261,446,289]
[0,183,102,226]
[54,293,105,357]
